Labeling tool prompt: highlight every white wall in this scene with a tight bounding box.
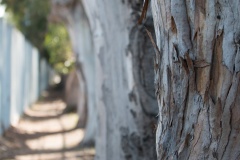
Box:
[0,18,52,134]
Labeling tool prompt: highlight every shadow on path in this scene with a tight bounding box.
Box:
[0,88,94,160]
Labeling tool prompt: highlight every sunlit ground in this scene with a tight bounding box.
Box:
[0,89,95,160]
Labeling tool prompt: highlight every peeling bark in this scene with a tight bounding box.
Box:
[151,0,240,159]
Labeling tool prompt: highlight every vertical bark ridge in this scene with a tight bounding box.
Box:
[218,73,240,159]
[171,0,192,57]
[152,0,240,159]
[223,80,240,159]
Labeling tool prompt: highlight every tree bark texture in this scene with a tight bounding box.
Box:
[51,0,158,159]
[82,1,158,159]
[151,0,240,159]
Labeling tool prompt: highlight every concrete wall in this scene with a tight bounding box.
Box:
[0,18,52,135]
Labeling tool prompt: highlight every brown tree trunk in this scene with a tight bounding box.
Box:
[65,69,79,109]
[151,0,240,159]
[65,68,87,127]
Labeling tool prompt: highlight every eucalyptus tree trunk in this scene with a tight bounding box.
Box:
[51,0,158,159]
[50,0,96,144]
[81,1,159,159]
[151,0,240,159]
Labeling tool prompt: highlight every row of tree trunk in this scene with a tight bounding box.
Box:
[50,0,240,159]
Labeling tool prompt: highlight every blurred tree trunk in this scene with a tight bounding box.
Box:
[81,1,158,159]
[65,68,87,127]
[75,63,87,128]
[65,69,79,109]
[50,0,96,145]
[151,0,240,159]
[51,0,158,159]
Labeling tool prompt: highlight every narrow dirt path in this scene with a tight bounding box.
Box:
[0,88,94,160]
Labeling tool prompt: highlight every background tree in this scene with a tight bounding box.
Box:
[1,0,74,74]
[1,0,49,51]
[44,23,74,74]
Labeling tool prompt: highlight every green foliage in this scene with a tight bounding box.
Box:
[1,0,49,50]
[44,23,75,74]
[1,0,74,74]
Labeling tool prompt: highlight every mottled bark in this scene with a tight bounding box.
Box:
[151,0,240,159]
[81,1,158,159]
[51,0,158,159]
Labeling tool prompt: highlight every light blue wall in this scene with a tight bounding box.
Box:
[1,18,11,133]
[0,18,52,134]
[0,18,3,135]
